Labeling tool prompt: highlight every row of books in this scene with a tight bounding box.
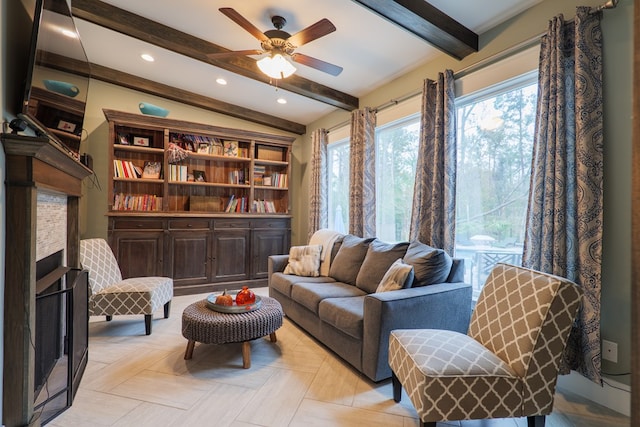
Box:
[113,193,162,211]
[229,168,249,185]
[168,164,189,182]
[113,159,142,179]
[224,194,247,213]
[253,199,278,213]
[114,160,162,179]
[168,133,250,158]
[266,172,288,188]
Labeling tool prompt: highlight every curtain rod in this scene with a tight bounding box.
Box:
[327,0,617,133]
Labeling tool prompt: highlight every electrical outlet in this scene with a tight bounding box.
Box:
[602,339,618,363]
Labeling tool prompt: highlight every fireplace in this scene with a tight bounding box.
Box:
[2,134,93,427]
[33,251,88,424]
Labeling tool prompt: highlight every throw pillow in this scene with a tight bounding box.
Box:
[283,245,323,277]
[355,240,410,293]
[403,240,453,287]
[328,235,375,285]
[375,259,414,293]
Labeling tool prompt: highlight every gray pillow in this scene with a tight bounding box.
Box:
[328,235,375,285]
[403,240,453,287]
[355,240,410,293]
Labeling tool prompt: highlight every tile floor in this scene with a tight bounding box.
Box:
[49,289,630,427]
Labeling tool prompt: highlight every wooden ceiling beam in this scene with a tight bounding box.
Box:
[71,0,358,111]
[351,0,478,60]
[40,53,306,134]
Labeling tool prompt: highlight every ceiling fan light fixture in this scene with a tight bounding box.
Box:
[257,53,296,79]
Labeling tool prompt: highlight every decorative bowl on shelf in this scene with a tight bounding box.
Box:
[206,292,262,314]
[139,102,169,117]
[43,80,79,97]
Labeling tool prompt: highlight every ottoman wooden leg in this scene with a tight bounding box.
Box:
[184,340,196,360]
[242,341,251,368]
[269,332,277,342]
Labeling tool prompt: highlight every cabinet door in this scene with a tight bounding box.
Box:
[167,231,211,287]
[110,231,164,278]
[212,229,250,282]
[251,229,290,279]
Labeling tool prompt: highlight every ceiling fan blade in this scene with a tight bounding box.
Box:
[287,18,336,48]
[207,49,264,59]
[291,53,343,76]
[219,8,269,43]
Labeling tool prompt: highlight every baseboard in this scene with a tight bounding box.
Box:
[556,371,630,417]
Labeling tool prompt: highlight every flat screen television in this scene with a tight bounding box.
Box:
[19,0,90,158]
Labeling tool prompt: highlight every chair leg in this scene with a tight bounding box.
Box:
[144,314,152,335]
[527,415,545,427]
[106,315,112,321]
[391,371,402,403]
[164,300,171,319]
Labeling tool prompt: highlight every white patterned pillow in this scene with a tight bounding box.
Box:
[375,259,414,293]
[284,245,322,277]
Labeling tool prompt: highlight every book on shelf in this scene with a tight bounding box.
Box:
[224,195,248,213]
[169,164,189,181]
[228,168,249,185]
[142,161,162,179]
[113,193,161,211]
[113,159,142,179]
[223,140,238,157]
[252,199,277,213]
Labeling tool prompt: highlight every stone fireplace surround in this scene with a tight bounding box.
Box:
[1,134,92,426]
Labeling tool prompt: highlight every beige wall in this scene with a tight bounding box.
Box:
[301,0,633,411]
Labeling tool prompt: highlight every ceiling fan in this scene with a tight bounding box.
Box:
[209,7,343,78]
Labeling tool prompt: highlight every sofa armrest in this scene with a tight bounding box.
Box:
[361,282,473,381]
[268,254,289,286]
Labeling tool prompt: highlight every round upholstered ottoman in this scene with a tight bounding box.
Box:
[181,296,283,368]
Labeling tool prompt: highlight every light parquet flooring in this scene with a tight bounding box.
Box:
[50,289,630,427]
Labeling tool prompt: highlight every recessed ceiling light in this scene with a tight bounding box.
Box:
[141,54,155,62]
[277,97,287,104]
[216,78,227,85]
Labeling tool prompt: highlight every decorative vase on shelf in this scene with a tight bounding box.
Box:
[43,79,79,97]
[139,102,169,117]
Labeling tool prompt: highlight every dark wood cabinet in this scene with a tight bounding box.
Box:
[108,215,290,294]
[212,228,250,282]
[251,224,290,279]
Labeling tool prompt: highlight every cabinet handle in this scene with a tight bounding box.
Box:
[137,224,143,228]
[187,224,193,228]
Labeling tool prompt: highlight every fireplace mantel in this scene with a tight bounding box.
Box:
[2,133,92,426]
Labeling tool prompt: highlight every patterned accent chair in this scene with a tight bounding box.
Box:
[80,238,173,335]
[388,263,582,427]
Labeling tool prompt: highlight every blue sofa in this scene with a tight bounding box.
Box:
[268,234,473,382]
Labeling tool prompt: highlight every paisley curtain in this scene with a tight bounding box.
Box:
[409,70,457,255]
[523,7,603,383]
[308,129,328,240]
[349,107,377,238]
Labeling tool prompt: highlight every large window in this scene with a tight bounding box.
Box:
[327,138,349,233]
[375,115,420,242]
[454,73,537,298]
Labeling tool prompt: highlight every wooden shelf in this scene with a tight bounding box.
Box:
[105,109,293,216]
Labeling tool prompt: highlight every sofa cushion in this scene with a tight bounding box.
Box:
[328,235,375,285]
[403,240,453,287]
[375,259,414,293]
[283,244,322,277]
[291,282,367,314]
[270,272,336,298]
[356,240,410,293]
[318,296,365,339]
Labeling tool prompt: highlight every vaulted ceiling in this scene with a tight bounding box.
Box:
[66,0,542,134]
